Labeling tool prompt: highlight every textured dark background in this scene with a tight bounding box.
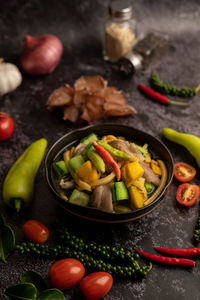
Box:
[1,0,200,299]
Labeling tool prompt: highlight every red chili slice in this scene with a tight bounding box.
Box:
[176,183,199,206]
[174,162,196,183]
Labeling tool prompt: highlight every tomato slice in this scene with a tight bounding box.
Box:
[176,183,200,206]
[174,162,196,183]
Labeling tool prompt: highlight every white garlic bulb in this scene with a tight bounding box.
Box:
[0,59,22,96]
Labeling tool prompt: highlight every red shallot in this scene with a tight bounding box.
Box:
[20,34,63,75]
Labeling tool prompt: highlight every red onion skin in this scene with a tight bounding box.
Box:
[20,34,63,75]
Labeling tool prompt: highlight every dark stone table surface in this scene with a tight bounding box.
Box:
[1,0,200,299]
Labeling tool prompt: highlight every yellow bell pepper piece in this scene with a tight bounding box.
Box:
[129,186,144,209]
[76,160,99,184]
[144,162,151,167]
[102,135,117,142]
[67,164,91,192]
[151,160,162,176]
[144,152,151,163]
[132,177,147,202]
[121,161,144,187]
[122,156,138,166]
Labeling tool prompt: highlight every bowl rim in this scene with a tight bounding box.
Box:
[45,123,174,217]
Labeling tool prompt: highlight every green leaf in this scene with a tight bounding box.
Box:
[21,271,47,295]
[0,223,15,263]
[4,283,37,300]
[36,289,66,300]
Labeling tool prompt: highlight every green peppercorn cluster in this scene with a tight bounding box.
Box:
[151,73,197,97]
[16,227,152,279]
[193,216,200,243]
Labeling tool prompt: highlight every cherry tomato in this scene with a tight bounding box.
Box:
[174,162,196,183]
[49,258,85,290]
[80,272,113,300]
[0,112,14,141]
[176,183,200,206]
[22,220,49,244]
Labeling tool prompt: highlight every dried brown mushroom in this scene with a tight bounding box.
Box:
[46,75,136,124]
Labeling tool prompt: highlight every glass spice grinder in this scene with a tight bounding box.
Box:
[118,31,169,76]
[103,0,137,62]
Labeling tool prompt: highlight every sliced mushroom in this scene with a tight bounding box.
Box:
[109,140,160,186]
[109,140,143,160]
[71,143,86,157]
[128,142,144,161]
[59,179,75,189]
[139,161,161,186]
[90,184,113,213]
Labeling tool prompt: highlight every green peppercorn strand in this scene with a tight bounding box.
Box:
[150,73,198,97]
[16,243,151,279]
[56,227,140,266]
[193,216,200,243]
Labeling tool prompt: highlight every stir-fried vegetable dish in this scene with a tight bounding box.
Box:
[52,133,167,213]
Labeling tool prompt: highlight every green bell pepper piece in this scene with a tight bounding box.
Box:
[53,160,68,179]
[144,182,156,194]
[68,155,85,172]
[69,189,90,206]
[112,181,129,201]
[2,138,47,212]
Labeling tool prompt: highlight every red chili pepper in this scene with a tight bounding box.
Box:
[136,250,195,267]
[154,247,200,257]
[93,142,121,181]
[138,84,189,106]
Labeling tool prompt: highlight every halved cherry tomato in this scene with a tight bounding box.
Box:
[176,183,200,206]
[80,272,113,300]
[0,112,14,141]
[49,258,85,290]
[174,162,196,183]
[22,220,49,244]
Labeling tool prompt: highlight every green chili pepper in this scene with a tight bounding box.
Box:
[87,150,105,173]
[2,138,47,212]
[163,128,200,167]
[80,133,98,145]
[82,142,95,155]
[151,73,199,97]
[97,140,131,161]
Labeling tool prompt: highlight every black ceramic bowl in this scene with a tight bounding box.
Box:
[45,124,174,223]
